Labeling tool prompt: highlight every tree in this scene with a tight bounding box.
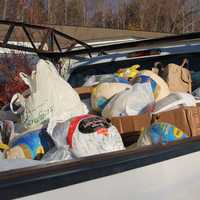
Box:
[65,0,85,26]
[1,0,7,19]
[89,0,106,27]
[48,0,65,25]
[29,0,47,24]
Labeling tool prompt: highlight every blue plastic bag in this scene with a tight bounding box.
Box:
[137,122,189,147]
[6,129,55,160]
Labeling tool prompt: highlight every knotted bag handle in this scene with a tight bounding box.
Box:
[10,93,25,114]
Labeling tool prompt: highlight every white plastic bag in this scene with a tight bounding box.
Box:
[133,70,170,102]
[91,82,131,112]
[0,120,15,144]
[192,87,200,98]
[83,74,126,86]
[102,82,155,119]
[10,59,88,133]
[153,92,196,114]
[51,114,125,157]
[41,146,73,162]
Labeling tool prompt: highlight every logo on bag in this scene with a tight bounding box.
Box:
[67,115,111,147]
[23,104,53,128]
[78,116,110,133]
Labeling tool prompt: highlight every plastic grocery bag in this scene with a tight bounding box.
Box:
[91,82,131,112]
[153,92,196,114]
[0,120,15,145]
[131,70,170,101]
[41,146,73,162]
[137,122,189,147]
[115,64,140,80]
[192,87,200,98]
[83,74,129,87]
[5,129,55,160]
[0,151,4,160]
[102,82,155,119]
[10,59,88,133]
[51,114,125,157]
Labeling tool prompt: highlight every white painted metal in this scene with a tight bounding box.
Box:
[74,38,137,48]
[71,42,200,68]
[20,151,200,200]
[0,41,46,54]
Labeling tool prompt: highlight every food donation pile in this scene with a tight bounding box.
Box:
[0,58,199,170]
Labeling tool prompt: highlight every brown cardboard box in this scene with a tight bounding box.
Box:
[75,86,93,95]
[110,112,151,134]
[152,106,200,137]
[185,106,200,137]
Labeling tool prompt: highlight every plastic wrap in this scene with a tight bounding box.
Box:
[91,82,131,112]
[5,129,55,160]
[83,74,129,86]
[137,122,189,147]
[192,87,200,98]
[153,92,196,114]
[131,70,170,101]
[10,59,88,133]
[41,146,73,162]
[51,114,125,157]
[102,82,155,119]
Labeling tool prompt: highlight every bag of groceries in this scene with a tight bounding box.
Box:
[162,59,192,93]
[41,146,73,162]
[83,74,129,86]
[10,59,88,133]
[153,92,196,114]
[51,114,125,157]
[91,82,131,112]
[5,129,55,160]
[115,64,140,80]
[102,82,155,119]
[131,70,170,102]
[137,122,189,147]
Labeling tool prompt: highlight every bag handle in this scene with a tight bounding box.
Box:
[10,93,25,114]
[180,58,192,93]
[153,62,165,76]
[19,72,31,86]
[180,58,189,69]
[20,71,38,93]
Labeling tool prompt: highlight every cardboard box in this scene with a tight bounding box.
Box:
[185,106,200,137]
[75,86,200,137]
[152,106,200,137]
[110,112,151,134]
[75,86,93,95]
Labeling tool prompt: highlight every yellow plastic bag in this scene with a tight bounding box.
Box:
[0,143,9,151]
[115,65,140,80]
